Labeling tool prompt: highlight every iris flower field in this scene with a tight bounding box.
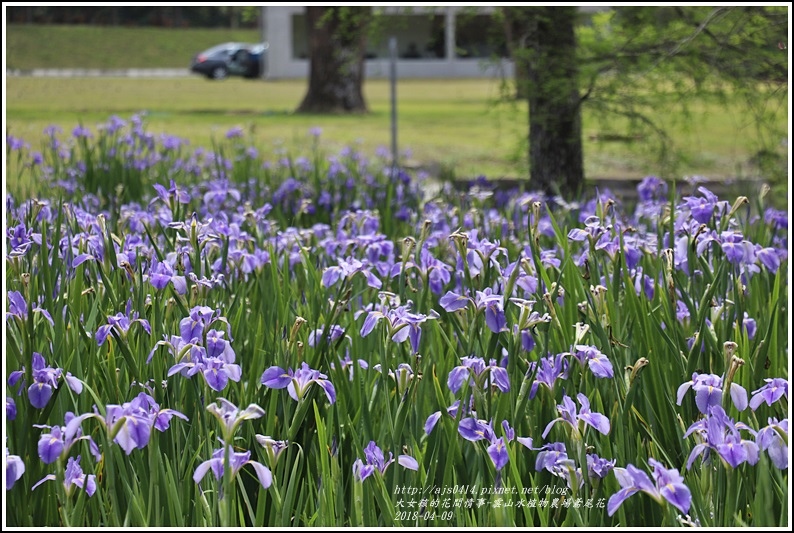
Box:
[4,114,789,527]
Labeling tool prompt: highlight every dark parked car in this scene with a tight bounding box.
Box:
[190,42,268,80]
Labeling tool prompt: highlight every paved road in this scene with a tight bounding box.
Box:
[6,68,191,77]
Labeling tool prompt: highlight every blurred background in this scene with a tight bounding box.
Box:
[5,6,790,203]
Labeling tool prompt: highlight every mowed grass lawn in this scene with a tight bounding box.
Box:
[5,24,262,70]
[5,76,788,197]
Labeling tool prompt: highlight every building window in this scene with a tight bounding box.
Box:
[292,13,308,59]
[370,14,446,59]
[454,13,507,59]
[292,11,445,60]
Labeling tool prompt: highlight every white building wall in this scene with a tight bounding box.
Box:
[263,7,297,79]
[262,6,516,80]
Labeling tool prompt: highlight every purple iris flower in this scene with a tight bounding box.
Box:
[96,392,188,455]
[331,354,369,381]
[225,126,244,139]
[32,455,96,497]
[6,134,29,150]
[457,418,533,471]
[637,175,668,203]
[322,256,382,289]
[527,353,569,400]
[594,234,621,260]
[756,418,788,469]
[6,397,16,420]
[755,246,781,273]
[424,411,443,435]
[167,331,242,392]
[520,328,536,352]
[71,125,93,139]
[447,356,510,394]
[535,442,581,489]
[676,372,748,413]
[151,179,191,207]
[7,224,33,258]
[7,368,25,395]
[587,453,616,479]
[147,258,187,294]
[681,187,724,224]
[424,398,474,435]
[719,231,754,266]
[188,271,226,290]
[573,345,614,379]
[458,417,497,443]
[568,215,610,242]
[25,352,83,409]
[103,114,127,134]
[607,459,691,516]
[34,412,101,465]
[206,398,265,441]
[360,300,438,354]
[683,405,759,469]
[194,444,272,492]
[147,333,196,365]
[373,363,416,396]
[540,249,561,269]
[473,288,508,333]
[179,305,223,344]
[742,312,757,340]
[307,325,347,348]
[749,378,788,411]
[205,329,234,360]
[352,441,418,482]
[6,291,29,320]
[439,290,472,312]
[256,435,290,466]
[390,308,439,354]
[261,362,336,404]
[487,437,510,471]
[391,247,452,294]
[542,393,611,439]
[6,446,25,490]
[95,307,152,347]
[6,290,54,326]
[535,441,569,473]
[200,353,243,392]
[764,207,788,230]
[509,298,551,330]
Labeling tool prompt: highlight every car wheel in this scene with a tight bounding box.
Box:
[210,66,228,80]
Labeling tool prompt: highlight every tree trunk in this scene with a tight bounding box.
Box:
[229,7,238,29]
[523,7,584,198]
[297,7,371,114]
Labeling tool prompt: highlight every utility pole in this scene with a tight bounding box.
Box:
[260,6,268,80]
[389,36,398,176]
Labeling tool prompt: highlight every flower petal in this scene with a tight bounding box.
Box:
[249,461,273,489]
[398,455,419,471]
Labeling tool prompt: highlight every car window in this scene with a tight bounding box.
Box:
[202,43,237,57]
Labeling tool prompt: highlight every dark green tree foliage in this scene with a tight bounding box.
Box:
[297,7,373,114]
[578,6,788,170]
[5,6,257,28]
[496,7,532,100]
[500,6,788,197]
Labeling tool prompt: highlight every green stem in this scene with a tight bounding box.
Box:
[222,443,232,527]
[56,459,73,528]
